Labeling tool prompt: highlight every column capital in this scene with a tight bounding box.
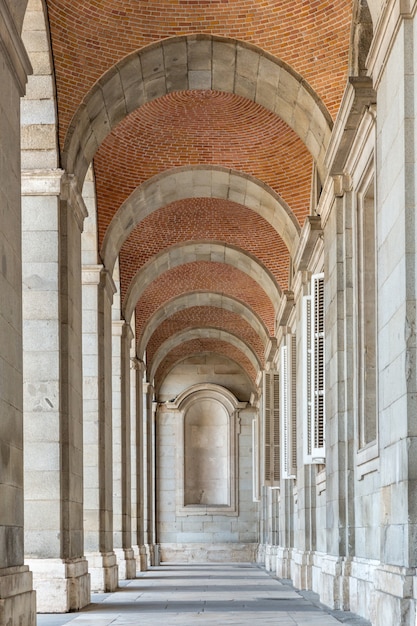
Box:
[122,321,134,342]
[21,168,64,196]
[82,263,103,285]
[333,174,353,198]
[61,173,88,232]
[130,357,145,373]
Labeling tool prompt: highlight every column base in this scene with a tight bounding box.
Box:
[114,548,136,580]
[135,545,148,571]
[144,544,155,567]
[276,546,292,579]
[25,557,90,613]
[85,551,118,593]
[0,565,36,626]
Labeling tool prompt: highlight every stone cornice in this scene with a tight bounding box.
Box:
[81,264,104,286]
[276,290,295,329]
[325,77,376,179]
[21,169,64,195]
[0,0,32,95]
[367,0,417,89]
[122,321,134,342]
[61,173,88,232]
[100,267,117,299]
[293,216,323,273]
[264,337,278,365]
[112,320,125,337]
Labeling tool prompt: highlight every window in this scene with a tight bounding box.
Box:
[263,371,280,487]
[281,334,297,479]
[303,273,325,463]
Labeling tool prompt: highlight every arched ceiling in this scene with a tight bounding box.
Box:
[43,0,354,393]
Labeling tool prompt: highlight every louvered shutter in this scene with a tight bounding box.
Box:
[302,296,313,463]
[281,345,290,478]
[263,371,280,486]
[281,335,297,479]
[290,333,297,476]
[272,372,280,485]
[312,273,325,460]
[263,371,272,486]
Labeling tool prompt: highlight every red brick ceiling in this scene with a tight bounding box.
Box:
[45,0,353,389]
[146,306,265,371]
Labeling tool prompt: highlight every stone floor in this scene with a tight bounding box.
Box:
[37,563,371,626]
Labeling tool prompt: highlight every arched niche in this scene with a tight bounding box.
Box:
[167,384,246,516]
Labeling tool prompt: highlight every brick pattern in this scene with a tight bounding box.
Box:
[44,0,351,385]
[47,0,351,145]
[119,197,290,302]
[94,92,313,246]
[146,306,265,370]
[134,261,276,341]
[154,339,257,391]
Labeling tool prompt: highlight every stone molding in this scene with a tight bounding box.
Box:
[293,215,323,273]
[61,173,88,232]
[367,0,417,88]
[63,35,332,185]
[275,289,295,330]
[101,166,300,270]
[137,291,269,359]
[21,168,64,195]
[325,77,376,179]
[123,241,281,323]
[150,327,261,382]
[0,0,32,95]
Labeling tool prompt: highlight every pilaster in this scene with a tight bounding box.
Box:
[22,169,90,610]
[0,15,36,622]
[112,320,136,580]
[82,264,118,592]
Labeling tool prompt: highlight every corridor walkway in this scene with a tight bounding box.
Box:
[37,563,370,626]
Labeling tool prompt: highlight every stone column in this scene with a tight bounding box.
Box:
[112,321,136,579]
[308,182,355,611]
[292,275,317,592]
[135,363,148,571]
[82,265,118,592]
[0,3,36,623]
[129,355,139,567]
[23,173,90,611]
[143,384,157,565]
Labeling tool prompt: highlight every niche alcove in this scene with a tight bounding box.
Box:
[171,384,246,516]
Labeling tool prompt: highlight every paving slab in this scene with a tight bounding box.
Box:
[37,563,370,626]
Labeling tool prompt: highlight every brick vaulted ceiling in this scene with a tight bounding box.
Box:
[45,0,353,392]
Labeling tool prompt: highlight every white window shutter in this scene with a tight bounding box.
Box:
[302,295,313,464]
[272,372,280,485]
[263,371,272,486]
[281,335,297,479]
[263,371,280,486]
[311,273,325,461]
[290,333,297,476]
[281,345,290,478]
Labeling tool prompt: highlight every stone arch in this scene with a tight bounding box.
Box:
[157,351,255,398]
[123,242,280,324]
[63,35,333,186]
[101,166,300,271]
[137,292,270,358]
[349,0,373,77]
[149,327,261,382]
